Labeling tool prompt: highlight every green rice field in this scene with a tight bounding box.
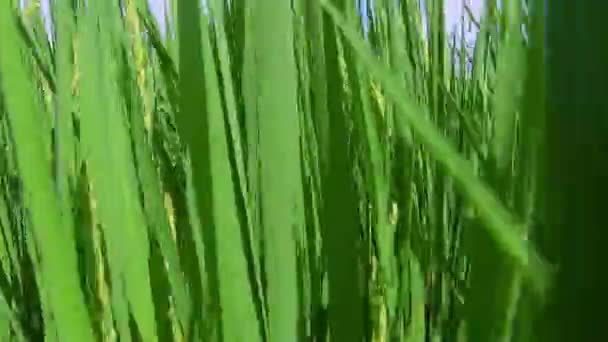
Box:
[0,0,605,341]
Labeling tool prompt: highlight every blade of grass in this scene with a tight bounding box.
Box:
[317,1,366,340]
[206,2,267,334]
[200,7,263,342]
[0,4,94,342]
[176,0,262,341]
[120,35,191,337]
[78,1,158,339]
[250,0,307,341]
[51,0,77,204]
[175,1,220,335]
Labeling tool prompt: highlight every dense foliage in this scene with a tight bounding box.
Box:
[0,0,593,341]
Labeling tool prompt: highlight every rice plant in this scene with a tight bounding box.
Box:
[0,0,602,341]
